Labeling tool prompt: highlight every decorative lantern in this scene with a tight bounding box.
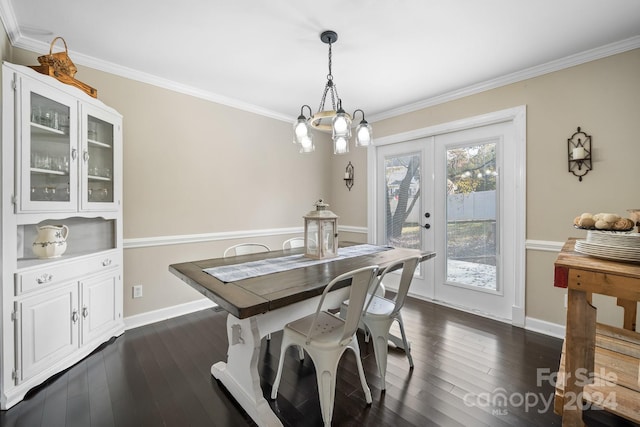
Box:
[303,199,339,259]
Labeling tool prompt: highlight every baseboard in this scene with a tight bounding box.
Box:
[124,298,216,330]
[405,292,566,339]
[524,316,566,339]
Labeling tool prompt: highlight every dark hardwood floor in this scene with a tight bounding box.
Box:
[1,297,637,427]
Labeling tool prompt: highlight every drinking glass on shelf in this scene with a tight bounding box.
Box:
[43,187,53,201]
[31,106,42,124]
[60,115,69,134]
[88,122,98,140]
[51,156,61,171]
[34,153,51,170]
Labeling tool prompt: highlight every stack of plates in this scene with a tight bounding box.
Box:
[575,230,640,262]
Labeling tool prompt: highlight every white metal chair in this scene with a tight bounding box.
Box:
[271,265,379,426]
[341,255,420,390]
[223,243,271,257]
[282,237,305,250]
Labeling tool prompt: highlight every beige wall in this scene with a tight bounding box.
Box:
[3,23,639,327]
[0,25,8,61]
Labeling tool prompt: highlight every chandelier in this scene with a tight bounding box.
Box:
[293,30,372,154]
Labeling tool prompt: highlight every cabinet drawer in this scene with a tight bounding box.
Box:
[15,252,119,295]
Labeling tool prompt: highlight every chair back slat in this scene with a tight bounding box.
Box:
[305,265,378,345]
[391,256,420,316]
[339,266,379,345]
[364,256,420,315]
[282,237,305,249]
[224,243,271,257]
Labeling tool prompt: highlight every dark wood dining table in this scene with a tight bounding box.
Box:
[169,242,435,427]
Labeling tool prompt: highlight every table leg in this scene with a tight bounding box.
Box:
[562,288,597,427]
[211,288,351,427]
[212,314,283,427]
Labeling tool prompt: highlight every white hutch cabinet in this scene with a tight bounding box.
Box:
[1,62,124,409]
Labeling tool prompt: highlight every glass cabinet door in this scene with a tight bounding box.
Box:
[81,104,121,211]
[19,79,78,212]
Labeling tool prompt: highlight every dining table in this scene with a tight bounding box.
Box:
[169,242,435,427]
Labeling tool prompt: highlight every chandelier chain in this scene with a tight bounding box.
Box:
[317,38,340,113]
[318,85,330,113]
[327,41,333,80]
[317,81,340,113]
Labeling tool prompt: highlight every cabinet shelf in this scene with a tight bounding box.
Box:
[17,248,117,271]
[30,167,68,176]
[88,139,112,149]
[31,122,66,136]
[88,175,112,181]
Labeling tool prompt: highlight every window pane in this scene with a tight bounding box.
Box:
[384,153,421,250]
[446,143,497,290]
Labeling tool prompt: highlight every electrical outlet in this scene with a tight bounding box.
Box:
[132,285,143,299]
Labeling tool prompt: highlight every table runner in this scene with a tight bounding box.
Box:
[204,244,391,283]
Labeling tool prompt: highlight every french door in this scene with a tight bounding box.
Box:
[374,139,435,297]
[369,107,526,324]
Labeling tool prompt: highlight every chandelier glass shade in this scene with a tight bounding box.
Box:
[293,31,372,155]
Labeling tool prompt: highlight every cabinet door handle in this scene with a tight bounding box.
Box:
[83,151,89,162]
[102,258,112,267]
[71,148,78,160]
[72,310,79,324]
[82,307,88,318]
[36,273,53,284]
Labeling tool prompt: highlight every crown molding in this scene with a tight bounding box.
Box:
[7,33,293,123]
[0,0,19,44]
[368,35,640,123]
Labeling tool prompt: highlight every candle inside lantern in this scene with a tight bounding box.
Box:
[572,147,586,160]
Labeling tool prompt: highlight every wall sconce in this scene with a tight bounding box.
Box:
[567,126,592,182]
[344,161,354,191]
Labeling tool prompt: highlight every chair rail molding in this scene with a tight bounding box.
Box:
[123,225,367,249]
[525,239,565,252]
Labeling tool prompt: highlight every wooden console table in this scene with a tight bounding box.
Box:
[554,238,640,426]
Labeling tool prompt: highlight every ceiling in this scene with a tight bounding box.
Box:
[2,1,640,123]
